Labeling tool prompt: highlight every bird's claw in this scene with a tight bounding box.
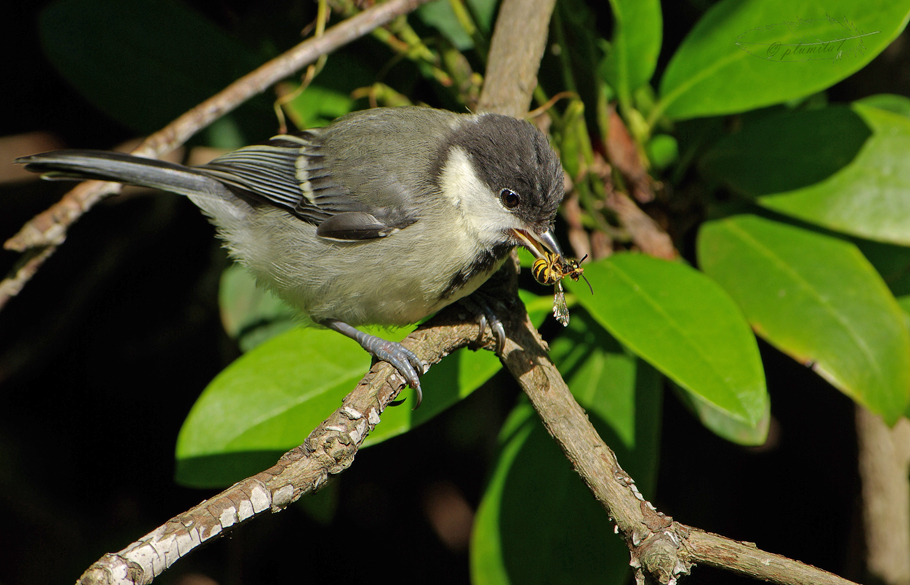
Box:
[368,339,425,408]
[462,294,506,355]
[320,319,425,408]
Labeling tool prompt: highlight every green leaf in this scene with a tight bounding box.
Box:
[281,83,354,130]
[518,288,562,327]
[175,327,377,487]
[647,134,679,171]
[40,0,267,135]
[219,264,296,351]
[416,0,497,49]
[671,382,770,446]
[363,347,502,447]
[697,214,910,423]
[568,254,768,427]
[855,93,910,118]
[280,54,372,130]
[600,0,662,107]
[700,106,871,197]
[657,0,910,120]
[757,104,910,245]
[472,313,661,585]
[175,324,504,487]
[175,285,558,487]
[548,309,661,449]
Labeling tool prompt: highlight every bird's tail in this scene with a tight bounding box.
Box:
[16,150,235,202]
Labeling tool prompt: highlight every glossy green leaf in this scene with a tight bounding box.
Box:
[176,284,558,486]
[672,382,770,446]
[567,254,767,427]
[363,347,502,448]
[472,311,661,585]
[698,214,910,423]
[548,309,662,449]
[175,324,505,486]
[700,106,872,197]
[176,327,378,487]
[600,0,662,107]
[40,0,267,135]
[657,0,910,120]
[757,105,910,245]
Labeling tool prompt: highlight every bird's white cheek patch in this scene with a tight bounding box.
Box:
[439,147,520,244]
[440,147,484,209]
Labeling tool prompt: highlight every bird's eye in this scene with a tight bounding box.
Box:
[500,189,521,209]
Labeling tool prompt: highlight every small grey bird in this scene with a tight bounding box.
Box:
[18,106,566,406]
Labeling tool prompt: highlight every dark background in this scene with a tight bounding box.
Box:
[2,1,908,584]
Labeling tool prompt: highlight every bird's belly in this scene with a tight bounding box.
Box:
[296,251,505,326]
[226,211,506,327]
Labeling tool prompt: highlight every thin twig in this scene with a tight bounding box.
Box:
[0,246,57,311]
[588,152,677,260]
[1,0,434,308]
[604,103,655,204]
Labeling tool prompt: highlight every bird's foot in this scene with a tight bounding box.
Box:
[321,319,426,408]
[460,292,507,355]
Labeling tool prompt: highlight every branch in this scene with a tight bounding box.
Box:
[604,103,656,204]
[856,406,910,585]
[75,254,859,585]
[600,107,677,260]
[77,303,496,585]
[684,531,858,585]
[0,0,434,310]
[477,6,852,583]
[496,272,856,585]
[476,0,557,116]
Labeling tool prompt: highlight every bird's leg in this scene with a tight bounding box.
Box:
[320,319,426,408]
[460,292,507,356]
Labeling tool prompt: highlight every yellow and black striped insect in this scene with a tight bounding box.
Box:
[532,252,593,326]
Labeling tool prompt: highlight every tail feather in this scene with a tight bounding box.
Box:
[16,150,235,201]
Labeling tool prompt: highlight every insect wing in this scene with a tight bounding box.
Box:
[553,282,570,326]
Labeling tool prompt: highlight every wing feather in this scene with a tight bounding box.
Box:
[195,133,388,234]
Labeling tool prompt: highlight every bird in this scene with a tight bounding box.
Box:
[17,106,566,407]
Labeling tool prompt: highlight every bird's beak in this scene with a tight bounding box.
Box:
[510,227,563,260]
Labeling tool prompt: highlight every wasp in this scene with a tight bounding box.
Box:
[532,251,593,326]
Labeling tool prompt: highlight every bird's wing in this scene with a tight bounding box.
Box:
[196,132,417,240]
